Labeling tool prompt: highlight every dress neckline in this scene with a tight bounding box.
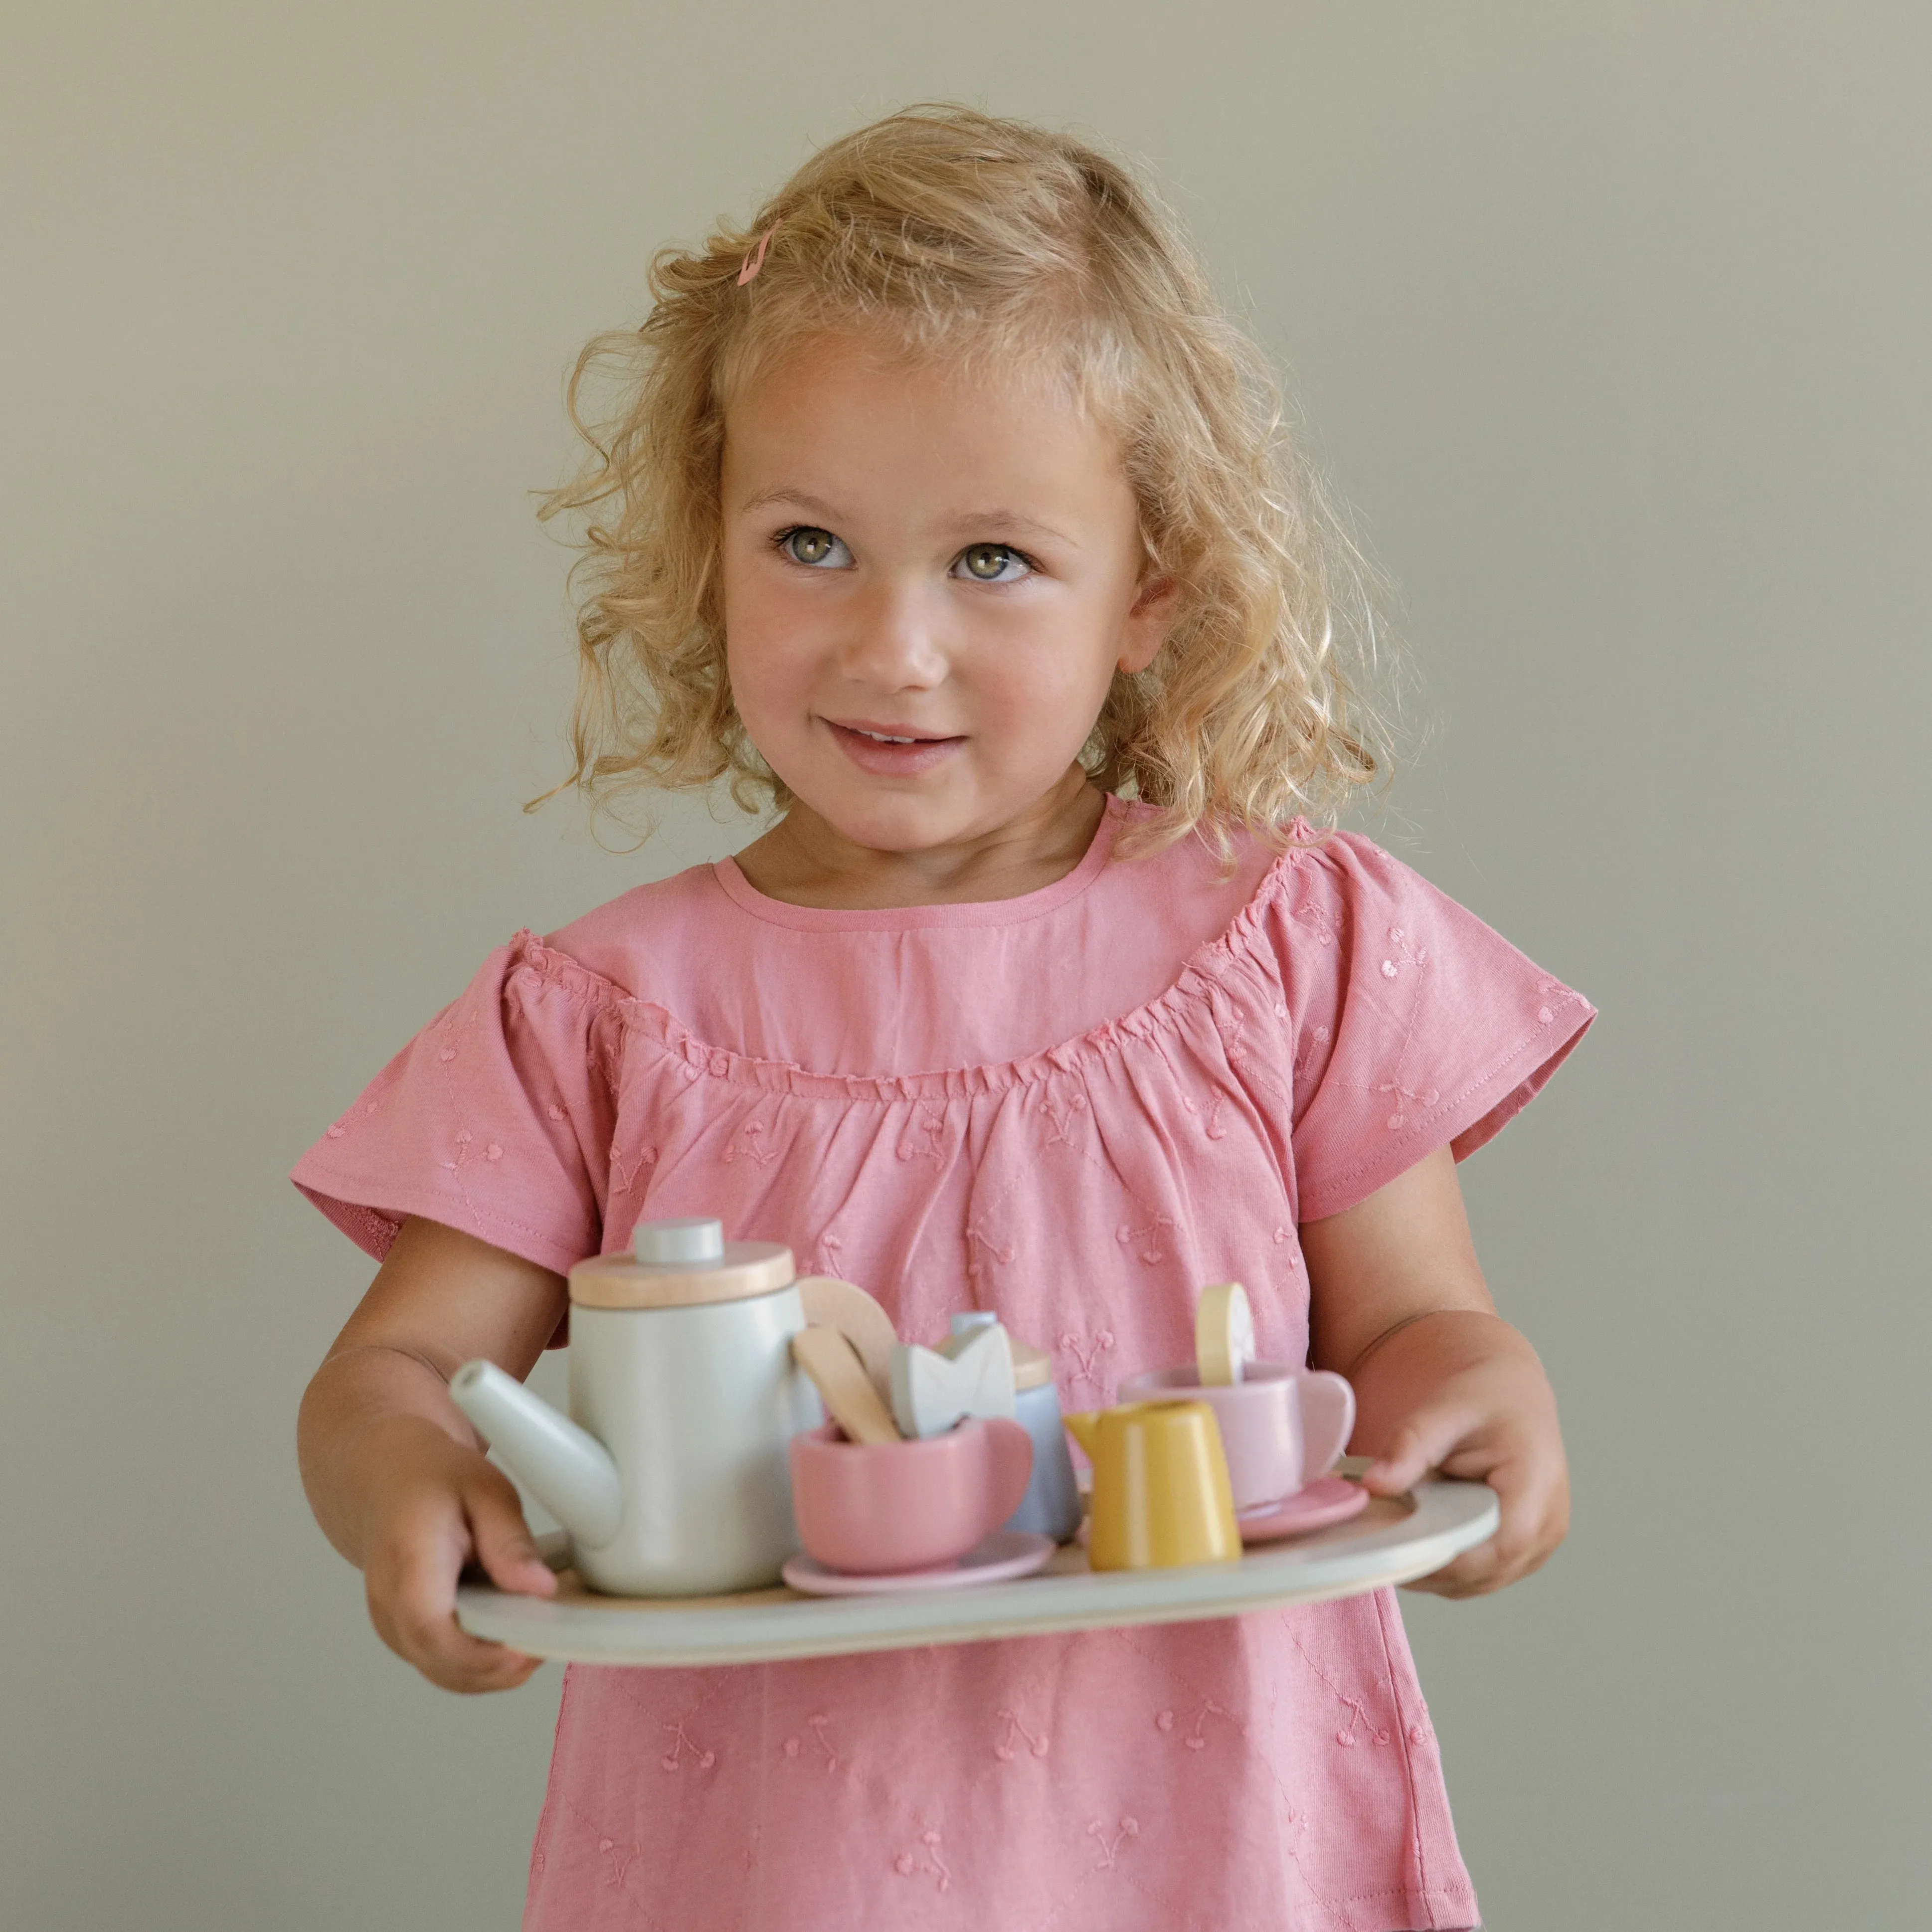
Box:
[710,794,1126,933]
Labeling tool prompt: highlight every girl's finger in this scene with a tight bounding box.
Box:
[1403,1550,1494,1597]
[385,1580,542,1692]
[465,1473,559,1599]
[1405,1465,1568,1597]
[373,1512,542,1691]
[1469,1445,1566,1575]
[435,1638,546,1694]
[1359,1404,1485,1496]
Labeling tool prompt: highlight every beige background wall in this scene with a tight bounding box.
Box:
[4,4,1927,1927]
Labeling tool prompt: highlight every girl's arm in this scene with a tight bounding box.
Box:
[1302,1144,1570,1597]
[297,1216,569,1692]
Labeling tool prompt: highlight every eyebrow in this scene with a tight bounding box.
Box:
[735,487,1078,548]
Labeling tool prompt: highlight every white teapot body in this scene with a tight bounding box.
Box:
[564,1288,820,1593]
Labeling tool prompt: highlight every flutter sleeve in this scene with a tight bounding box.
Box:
[1273,833,1595,1223]
[290,932,623,1276]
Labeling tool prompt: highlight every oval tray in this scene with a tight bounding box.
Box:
[455,1473,1496,1668]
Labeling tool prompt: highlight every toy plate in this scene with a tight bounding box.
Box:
[1236,1475,1372,1543]
[455,1466,1497,1668]
[781,1530,1055,1595]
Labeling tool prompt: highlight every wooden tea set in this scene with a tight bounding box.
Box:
[451,1216,1369,1604]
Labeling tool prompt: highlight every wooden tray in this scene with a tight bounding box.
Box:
[455,1469,1496,1667]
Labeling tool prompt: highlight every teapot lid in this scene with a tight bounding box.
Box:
[570,1216,795,1309]
[634,1216,724,1266]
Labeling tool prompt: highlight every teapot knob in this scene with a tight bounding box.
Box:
[634,1216,724,1267]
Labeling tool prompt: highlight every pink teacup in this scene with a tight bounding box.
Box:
[789,1417,1033,1575]
[1119,1362,1354,1514]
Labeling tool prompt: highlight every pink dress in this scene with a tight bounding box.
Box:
[294,797,1592,1932]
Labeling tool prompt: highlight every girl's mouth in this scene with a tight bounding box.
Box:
[823,717,965,777]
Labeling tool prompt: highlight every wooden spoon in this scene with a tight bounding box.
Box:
[795,1275,899,1405]
[791,1326,902,1445]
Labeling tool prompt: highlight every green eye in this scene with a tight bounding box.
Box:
[782,527,845,566]
[959,543,1024,581]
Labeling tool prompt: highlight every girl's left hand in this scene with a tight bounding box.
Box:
[1356,1331,1570,1597]
[1300,1145,1571,1599]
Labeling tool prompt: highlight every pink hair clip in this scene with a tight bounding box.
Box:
[737,221,780,286]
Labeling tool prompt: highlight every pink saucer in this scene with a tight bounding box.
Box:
[1236,1476,1371,1544]
[782,1530,1055,1596]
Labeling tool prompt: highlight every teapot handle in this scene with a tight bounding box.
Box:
[796,1276,898,1404]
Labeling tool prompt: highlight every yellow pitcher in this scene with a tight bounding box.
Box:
[1062,1400,1242,1570]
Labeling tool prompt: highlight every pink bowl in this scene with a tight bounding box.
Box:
[789,1417,1033,1575]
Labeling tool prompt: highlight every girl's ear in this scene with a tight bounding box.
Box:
[1117,576,1180,675]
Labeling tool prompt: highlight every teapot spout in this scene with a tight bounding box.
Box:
[1061,1409,1099,1457]
[450,1360,622,1547]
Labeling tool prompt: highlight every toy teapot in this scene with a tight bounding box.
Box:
[450,1217,885,1596]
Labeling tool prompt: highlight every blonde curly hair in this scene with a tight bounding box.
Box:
[538,105,1390,857]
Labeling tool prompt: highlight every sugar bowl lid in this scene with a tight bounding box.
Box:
[948,1309,1054,1391]
[569,1216,796,1309]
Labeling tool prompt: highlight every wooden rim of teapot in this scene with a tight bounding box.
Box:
[568,1241,796,1309]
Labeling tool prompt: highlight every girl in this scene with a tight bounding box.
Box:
[296,106,1590,1932]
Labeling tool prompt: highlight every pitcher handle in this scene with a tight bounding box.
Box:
[796,1276,898,1404]
[1298,1370,1357,1479]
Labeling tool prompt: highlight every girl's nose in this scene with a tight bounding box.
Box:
[837,577,950,690]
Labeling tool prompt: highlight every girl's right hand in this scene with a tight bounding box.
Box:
[297,1217,572,1693]
[353,1413,558,1694]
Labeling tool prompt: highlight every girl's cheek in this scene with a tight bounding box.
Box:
[724,582,801,675]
